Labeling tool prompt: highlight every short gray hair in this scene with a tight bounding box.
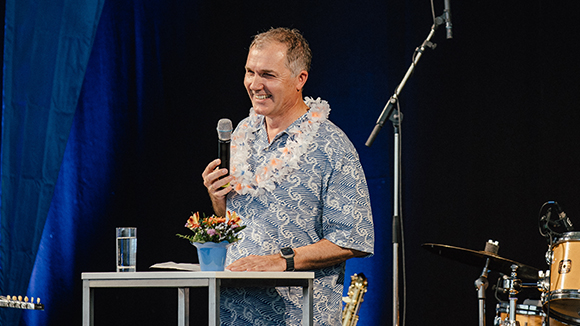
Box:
[250,27,312,77]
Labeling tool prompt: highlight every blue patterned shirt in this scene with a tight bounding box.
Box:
[222,99,374,326]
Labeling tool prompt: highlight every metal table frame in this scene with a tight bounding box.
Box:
[82,271,314,326]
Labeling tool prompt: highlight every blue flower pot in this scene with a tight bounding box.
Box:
[192,241,229,271]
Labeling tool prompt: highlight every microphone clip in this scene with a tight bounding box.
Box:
[539,201,574,240]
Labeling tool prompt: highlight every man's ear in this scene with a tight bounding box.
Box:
[296,70,308,92]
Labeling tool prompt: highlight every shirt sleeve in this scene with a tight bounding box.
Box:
[320,132,375,256]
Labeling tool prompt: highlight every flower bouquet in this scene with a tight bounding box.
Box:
[177,211,246,271]
[177,211,246,244]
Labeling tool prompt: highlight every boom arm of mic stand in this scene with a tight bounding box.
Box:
[365,23,441,147]
[364,18,446,326]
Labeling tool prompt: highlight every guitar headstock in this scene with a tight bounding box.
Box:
[0,295,44,310]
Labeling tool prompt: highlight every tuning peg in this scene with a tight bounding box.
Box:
[36,297,40,304]
[24,296,29,302]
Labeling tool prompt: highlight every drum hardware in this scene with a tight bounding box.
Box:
[420,201,578,326]
[539,201,572,283]
[490,265,524,326]
[475,240,500,326]
[423,241,542,326]
[537,270,550,294]
[493,276,538,299]
[496,273,541,293]
[545,249,554,266]
[506,264,522,326]
[538,201,573,240]
[493,266,553,326]
[475,257,491,326]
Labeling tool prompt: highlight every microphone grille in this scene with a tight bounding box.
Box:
[217,118,233,141]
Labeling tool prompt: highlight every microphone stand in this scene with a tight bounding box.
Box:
[365,16,447,326]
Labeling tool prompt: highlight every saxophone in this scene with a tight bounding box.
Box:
[342,273,368,326]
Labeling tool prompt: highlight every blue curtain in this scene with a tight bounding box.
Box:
[23,1,172,323]
[1,0,104,324]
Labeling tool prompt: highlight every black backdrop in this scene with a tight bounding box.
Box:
[5,0,580,325]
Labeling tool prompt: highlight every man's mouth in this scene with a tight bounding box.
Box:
[254,94,271,100]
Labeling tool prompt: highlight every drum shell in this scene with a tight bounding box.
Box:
[495,302,568,326]
[495,303,544,326]
[550,232,580,292]
[544,231,580,325]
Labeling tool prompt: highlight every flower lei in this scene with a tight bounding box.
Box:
[230,97,330,196]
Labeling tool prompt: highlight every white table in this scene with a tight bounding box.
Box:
[82,271,314,326]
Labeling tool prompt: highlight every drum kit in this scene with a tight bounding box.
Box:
[423,201,579,326]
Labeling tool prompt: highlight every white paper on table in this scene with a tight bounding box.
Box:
[149,261,201,271]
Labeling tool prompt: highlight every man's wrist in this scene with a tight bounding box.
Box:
[211,199,227,217]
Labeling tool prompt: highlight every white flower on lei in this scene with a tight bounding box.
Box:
[229,97,331,196]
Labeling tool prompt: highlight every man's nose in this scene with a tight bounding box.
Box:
[248,75,263,90]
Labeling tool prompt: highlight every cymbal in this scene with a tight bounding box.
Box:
[422,243,540,280]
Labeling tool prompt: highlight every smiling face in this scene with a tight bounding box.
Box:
[244,41,308,122]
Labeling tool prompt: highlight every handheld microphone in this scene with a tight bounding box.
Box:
[444,0,453,39]
[217,118,233,175]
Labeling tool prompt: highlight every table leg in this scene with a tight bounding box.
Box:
[302,278,313,326]
[82,280,94,326]
[208,278,220,326]
[178,288,189,326]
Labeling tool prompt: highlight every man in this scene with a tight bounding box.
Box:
[202,27,374,325]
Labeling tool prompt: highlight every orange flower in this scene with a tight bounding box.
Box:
[206,217,226,225]
[227,211,242,224]
[185,212,200,229]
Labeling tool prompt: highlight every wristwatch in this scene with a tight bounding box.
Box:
[280,247,295,271]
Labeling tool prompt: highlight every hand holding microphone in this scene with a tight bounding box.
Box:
[201,118,234,216]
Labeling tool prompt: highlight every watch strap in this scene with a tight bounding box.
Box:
[285,256,295,271]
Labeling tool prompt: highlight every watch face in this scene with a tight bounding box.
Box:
[280,247,294,256]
